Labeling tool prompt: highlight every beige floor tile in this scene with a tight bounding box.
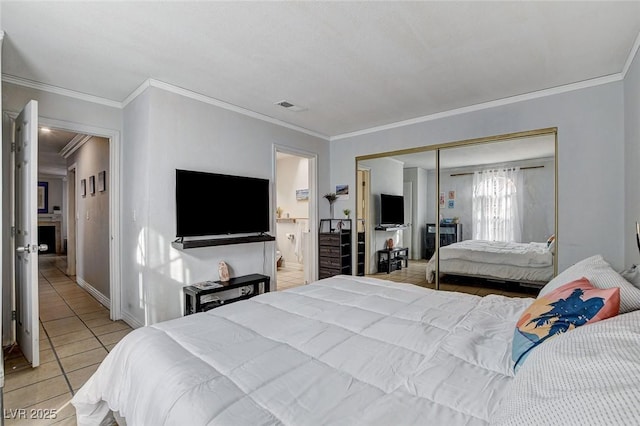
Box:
[3,376,70,410]
[39,306,75,322]
[40,349,56,364]
[4,355,32,375]
[59,347,108,373]
[71,303,107,315]
[55,337,103,359]
[105,343,117,352]
[78,310,111,321]
[98,329,132,346]
[67,363,100,391]
[83,316,114,328]
[43,317,88,337]
[4,361,63,392]
[90,321,131,336]
[50,329,93,347]
[52,415,77,426]
[0,394,75,426]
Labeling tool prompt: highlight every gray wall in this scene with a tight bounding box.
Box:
[121,86,330,326]
[403,167,429,259]
[332,81,625,272]
[68,137,110,300]
[359,157,404,272]
[625,49,640,267]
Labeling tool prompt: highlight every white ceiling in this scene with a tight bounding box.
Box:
[390,134,555,170]
[38,127,79,176]
[2,2,639,138]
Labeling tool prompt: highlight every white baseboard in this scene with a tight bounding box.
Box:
[76,276,110,308]
[121,310,144,329]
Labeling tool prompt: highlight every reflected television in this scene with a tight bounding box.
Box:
[380,194,404,225]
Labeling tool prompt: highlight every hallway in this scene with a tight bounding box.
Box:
[3,256,132,425]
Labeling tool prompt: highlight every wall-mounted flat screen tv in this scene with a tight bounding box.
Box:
[176,169,270,237]
[380,193,404,225]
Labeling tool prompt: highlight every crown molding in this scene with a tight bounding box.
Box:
[121,79,151,107]
[2,74,122,109]
[122,79,329,140]
[331,73,623,141]
[60,134,92,159]
[622,30,640,78]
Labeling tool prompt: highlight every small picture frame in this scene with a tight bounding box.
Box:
[89,175,96,195]
[98,170,106,192]
[80,179,87,197]
[296,188,309,201]
[448,200,455,209]
[37,181,48,213]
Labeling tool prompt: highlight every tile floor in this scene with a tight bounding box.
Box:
[368,259,536,298]
[3,255,133,425]
[276,262,305,291]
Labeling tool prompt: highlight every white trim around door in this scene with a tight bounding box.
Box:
[272,145,319,289]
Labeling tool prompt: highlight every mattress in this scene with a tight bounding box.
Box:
[439,240,553,267]
[72,275,532,425]
[426,240,554,284]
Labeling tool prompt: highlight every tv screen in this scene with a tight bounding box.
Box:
[380,194,404,225]
[176,169,270,237]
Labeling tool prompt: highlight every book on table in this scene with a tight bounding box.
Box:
[192,280,223,290]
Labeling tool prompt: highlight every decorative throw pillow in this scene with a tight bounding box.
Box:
[546,234,555,248]
[539,254,640,314]
[512,277,619,372]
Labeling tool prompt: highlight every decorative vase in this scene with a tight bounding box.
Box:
[330,203,335,219]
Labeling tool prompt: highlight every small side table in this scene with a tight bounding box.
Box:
[377,248,409,273]
[183,273,270,315]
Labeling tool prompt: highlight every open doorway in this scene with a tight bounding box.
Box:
[273,145,318,291]
[36,127,112,305]
[275,152,310,290]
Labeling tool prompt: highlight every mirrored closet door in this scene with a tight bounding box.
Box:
[356,128,557,295]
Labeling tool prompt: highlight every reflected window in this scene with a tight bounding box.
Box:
[472,168,523,242]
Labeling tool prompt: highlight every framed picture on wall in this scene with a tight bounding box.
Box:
[80,179,87,197]
[98,170,107,192]
[89,175,96,195]
[37,181,48,213]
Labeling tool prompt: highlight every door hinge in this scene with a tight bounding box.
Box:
[11,311,16,320]
[11,143,16,152]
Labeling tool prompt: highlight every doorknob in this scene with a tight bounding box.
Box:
[15,244,47,254]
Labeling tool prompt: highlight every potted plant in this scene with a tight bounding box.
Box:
[323,193,338,218]
[343,208,351,219]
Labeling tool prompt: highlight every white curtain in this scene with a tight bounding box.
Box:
[472,168,523,242]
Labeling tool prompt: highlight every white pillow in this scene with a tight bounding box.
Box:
[539,255,640,313]
[492,311,640,425]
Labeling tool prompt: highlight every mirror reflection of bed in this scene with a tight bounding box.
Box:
[358,129,556,297]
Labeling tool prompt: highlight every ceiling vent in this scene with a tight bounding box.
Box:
[275,100,307,112]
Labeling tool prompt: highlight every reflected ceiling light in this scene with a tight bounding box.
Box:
[40,127,51,133]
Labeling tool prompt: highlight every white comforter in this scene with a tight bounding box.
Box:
[439,240,553,267]
[73,275,532,425]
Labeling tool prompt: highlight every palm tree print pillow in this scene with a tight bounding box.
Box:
[512,277,619,372]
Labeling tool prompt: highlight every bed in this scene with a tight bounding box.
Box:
[73,256,640,425]
[425,239,554,285]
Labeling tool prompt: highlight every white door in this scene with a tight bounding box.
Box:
[14,101,41,367]
[403,182,413,258]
